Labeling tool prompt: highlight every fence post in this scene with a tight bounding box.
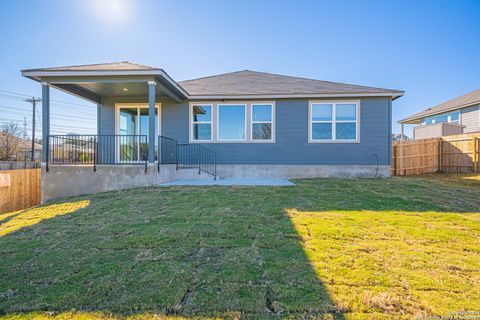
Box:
[437,139,443,173]
[473,137,478,173]
[392,144,397,176]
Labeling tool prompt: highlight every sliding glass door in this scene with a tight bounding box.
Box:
[118,105,160,162]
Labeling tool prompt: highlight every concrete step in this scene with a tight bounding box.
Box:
[176,168,217,180]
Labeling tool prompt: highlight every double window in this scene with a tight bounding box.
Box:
[309,101,359,142]
[190,102,274,142]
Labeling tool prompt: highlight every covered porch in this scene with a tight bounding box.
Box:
[22,62,189,167]
[22,63,218,200]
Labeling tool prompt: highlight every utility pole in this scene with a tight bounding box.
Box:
[23,117,28,140]
[25,97,41,161]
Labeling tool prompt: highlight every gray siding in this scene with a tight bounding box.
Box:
[461,104,480,133]
[98,96,392,165]
[98,100,115,135]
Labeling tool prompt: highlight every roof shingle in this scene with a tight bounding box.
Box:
[179,70,403,97]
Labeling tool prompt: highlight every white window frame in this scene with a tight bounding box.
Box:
[308,100,360,143]
[250,103,275,142]
[216,103,247,142]
[190,103,213,142]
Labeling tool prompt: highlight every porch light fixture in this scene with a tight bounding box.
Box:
[123,88,128,92]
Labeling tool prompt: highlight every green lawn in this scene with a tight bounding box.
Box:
[0,174,479,320]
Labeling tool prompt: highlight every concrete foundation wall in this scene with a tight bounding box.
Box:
[216,164,390,179]
[41,164,389,201]
[41,164,178,201]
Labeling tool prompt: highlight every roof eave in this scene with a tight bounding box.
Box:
[188,92,404,100]
[399,100,480,124]
[21,69,189,101]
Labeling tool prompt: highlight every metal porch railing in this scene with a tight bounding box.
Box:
[158,136,217,179]
[47,135,148,172]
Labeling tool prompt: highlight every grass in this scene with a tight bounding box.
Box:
[0,174,479,319]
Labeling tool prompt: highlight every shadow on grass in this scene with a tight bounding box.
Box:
[1,176,479,319]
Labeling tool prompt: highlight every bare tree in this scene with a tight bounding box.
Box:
[0,122,22,160]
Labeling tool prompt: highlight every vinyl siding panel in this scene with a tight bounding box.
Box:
[461,104,480,133]
[97,103,115,135]
[98,97,391,165]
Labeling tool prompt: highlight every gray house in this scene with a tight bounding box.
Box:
[22,62,403,200]
[400,88,480,140]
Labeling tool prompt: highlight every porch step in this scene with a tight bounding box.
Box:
[159,179,295,187]
[176,168,216,180]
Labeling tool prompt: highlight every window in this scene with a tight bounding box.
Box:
[450,111,460,123]
[336,103,357,140]
[251,104,273,141]
[191,104,212,141]
[310,101,359,142]
[311,104,333,140]
[217,104,246,141]
[424,111,460,125]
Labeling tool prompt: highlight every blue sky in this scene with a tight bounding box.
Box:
[0,0,479,137]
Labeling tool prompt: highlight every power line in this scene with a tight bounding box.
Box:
[0,89,96,109]
[0,105,96,121]
[0,97,97,116]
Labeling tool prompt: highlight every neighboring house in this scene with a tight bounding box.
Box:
[21,62,403,200]
[0,133,42,161]
[399,88,480,140]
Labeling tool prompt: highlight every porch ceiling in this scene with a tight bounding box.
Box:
[74,82,153,97]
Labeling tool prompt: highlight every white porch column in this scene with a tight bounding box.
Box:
[148,81,156,163]
[401,123,404,141]
[41,82,50,162]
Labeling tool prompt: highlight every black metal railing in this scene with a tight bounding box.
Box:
[47,134,216,178]
[177,144,200,170]
[198,145,217,179]
[157,136,178,171]
[48,135,96,168]
[158,137,216,179]
[47,135,148,172]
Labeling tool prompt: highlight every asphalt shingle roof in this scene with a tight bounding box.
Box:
[179,70,403,97]
[22,62,403,98]
[400,88,480,123]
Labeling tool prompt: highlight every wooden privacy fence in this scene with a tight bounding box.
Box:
[0,168,41,214]
[392,133,480,176]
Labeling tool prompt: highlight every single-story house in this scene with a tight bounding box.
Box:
[21,62,403,200]
[399,88,480,140]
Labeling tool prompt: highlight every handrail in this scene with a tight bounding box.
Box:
[199,145,217,179]
[157,136,178,172]
[176,143,216,179]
